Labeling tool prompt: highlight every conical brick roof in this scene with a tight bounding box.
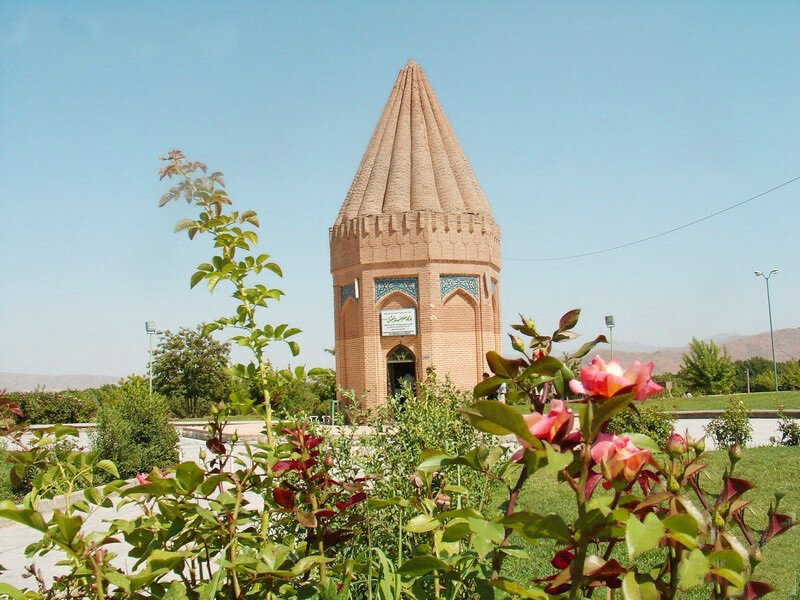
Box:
[334,60,493,226]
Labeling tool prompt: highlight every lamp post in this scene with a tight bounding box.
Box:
[145,321,156,397]
[605,315,615,359]
[754,270,779,393]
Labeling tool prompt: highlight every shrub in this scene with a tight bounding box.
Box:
[92,376,179,479]
[12,388,97,424]
[606,403,676,447]
[773,406,800,446]
[704,397,753,448]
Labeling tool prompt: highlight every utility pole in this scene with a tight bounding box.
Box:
[145,321,156,397]
[754,270,779,393]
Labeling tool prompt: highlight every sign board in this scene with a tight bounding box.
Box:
[380,308,416,336]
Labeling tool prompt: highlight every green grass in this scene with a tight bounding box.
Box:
[498,446,800,599]
[648,390,800,412]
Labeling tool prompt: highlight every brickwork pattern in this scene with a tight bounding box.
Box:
[330,61,501,408]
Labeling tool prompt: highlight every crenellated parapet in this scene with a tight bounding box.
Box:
[330,210,500,272]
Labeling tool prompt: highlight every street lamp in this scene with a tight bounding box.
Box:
[605,315,615,359]
[754,270,779,393]
[145,321,156,397]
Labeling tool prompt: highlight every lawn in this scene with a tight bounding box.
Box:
[648,390,800,412]
[499,445,800,599]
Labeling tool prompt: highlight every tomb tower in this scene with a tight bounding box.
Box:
[330,60,501,408]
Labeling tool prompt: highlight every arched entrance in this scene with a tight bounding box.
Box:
[386,346,416,396]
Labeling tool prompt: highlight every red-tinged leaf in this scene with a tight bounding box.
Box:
[585,473,602,499]
[336,492,367,511]
[558,308,581,332]
[323,529,353,548]
[206,437,226,455]
[551,549,574,569]
[302,458,317,470]
[295,510,317,528]
[634,492,672,512]
[315,509,336,519]
[729,499,752,516]
[272,488,295,509]
[743,581,775,600]
[683,462,706,481]
[542,568,572,595]
[717,477,755,506]
[760,512,794,544]
[272,460,300,474]
[306,436,323,450]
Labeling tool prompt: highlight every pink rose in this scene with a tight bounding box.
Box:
[569,356,663,401]
[665,433,688,456]
[591,433,649,482]
[519,399,575,446]
[135,473,148,485]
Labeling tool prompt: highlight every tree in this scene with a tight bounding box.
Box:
[152,325,232,417]
[732,357,773,392]
[781,360,800,390]
[678,338,735,395]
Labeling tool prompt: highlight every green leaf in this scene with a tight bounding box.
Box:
[678,548,710,590]
[175,462,204,494]
[459,401,540,448]
[709,549,743,572]
[592,393,635,434]
[162,581,188,600]
[441,521,471,542]
[405,514,439,533]
[96,459,119,479]
[626,512,665,559]
[501,511,571,543]
[521,356,566,379]
[147,550,187,572]
[624,433,660,454]
[104,570,131,592]
[486,351,516,378]
[487,579,548,599]
[714,568,745,588]
[397,556,449,577]
[0,501,47,532]
[190,271,205,288]
[53,510,82,544]
[473,375,504,399]
[287,341,300,356]
[572,335,608,360]
[0,583,24,599]
[543,442,573,473]
[621,573,659,600]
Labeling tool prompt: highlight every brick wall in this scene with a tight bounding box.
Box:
[331,210,501,408]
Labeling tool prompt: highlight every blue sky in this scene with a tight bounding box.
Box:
[1,2,798,377]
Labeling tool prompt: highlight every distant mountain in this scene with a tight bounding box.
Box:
[0,373,120,392]
[592,327,800,374]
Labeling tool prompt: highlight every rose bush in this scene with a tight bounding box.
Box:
[0,155,794,599]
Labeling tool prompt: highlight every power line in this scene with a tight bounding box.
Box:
[503,174,800,262]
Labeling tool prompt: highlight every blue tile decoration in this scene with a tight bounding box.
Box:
[375,277,418,303]
[440,275,479,300]
[340,284,356,306]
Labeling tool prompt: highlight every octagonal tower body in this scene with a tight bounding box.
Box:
[330,61,501,408]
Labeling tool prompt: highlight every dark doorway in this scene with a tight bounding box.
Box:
[387,346,416,396]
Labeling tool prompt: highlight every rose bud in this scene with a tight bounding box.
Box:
[666,433,688,457]
[692,437,706,454]
[729,444,743,464]
[323,456,335,468]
